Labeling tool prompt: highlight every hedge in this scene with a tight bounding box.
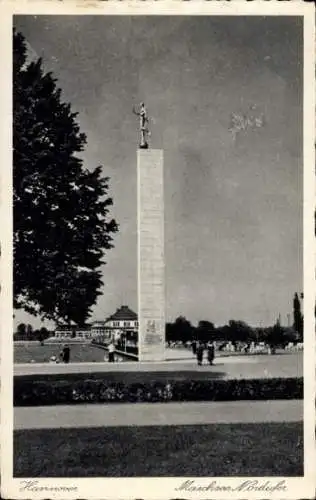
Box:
[14,376,303,407]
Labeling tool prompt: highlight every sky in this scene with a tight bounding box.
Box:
[14,15,303,328]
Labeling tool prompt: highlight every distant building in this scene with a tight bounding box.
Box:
[76,324,93,339]
[54,325,74,338]
[54,305,138,341]
[90,320,108,338]
[54,324,91,339]
[105,305,138,330]
[92,306,138,343]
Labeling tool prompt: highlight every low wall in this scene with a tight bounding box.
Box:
[91,342,138,361]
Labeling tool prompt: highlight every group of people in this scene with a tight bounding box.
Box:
[49,344,71,364]
[192,340,215,366]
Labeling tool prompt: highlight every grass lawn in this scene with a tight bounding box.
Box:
[14,343,107,364]
[14,422,303,477]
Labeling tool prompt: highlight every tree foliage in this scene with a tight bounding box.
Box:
[165,315,299,347]
[16,322,26,335]
[14,323,52,342]
[196,320,215,343]
[13,30,118,324]
[265,320,281,349]
[227,320,254,343]
[166,316,193,344]
[293,293,303,339]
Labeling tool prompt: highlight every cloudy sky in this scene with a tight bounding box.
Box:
[14,15,303,328]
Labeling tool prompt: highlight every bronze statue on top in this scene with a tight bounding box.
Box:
[133,102,150,149]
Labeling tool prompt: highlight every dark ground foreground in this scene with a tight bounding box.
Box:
[14,422,303,477]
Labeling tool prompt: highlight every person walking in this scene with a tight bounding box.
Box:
[108,341,115,363]
[196,341,204,366]
[207,341,215,365]
[191,339,197,355]
[62,344,70,364]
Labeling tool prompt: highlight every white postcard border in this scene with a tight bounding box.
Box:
[1,2,315,499]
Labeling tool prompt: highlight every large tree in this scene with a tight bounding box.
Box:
[16,322,26,335]
[196,320,215,343]
[13,30,118,324]
[293,293,303,340]
[173,316,194,344]
[166,316,193,344]
[228,320,254,343]
[265,319,285,353]
[293,293,300,332]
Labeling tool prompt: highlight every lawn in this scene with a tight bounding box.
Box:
[14,343,107,364]
[14,422,303,477]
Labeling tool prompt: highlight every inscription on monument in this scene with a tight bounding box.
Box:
[144,320,164,345]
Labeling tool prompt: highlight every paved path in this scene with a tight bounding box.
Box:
[14,353,302,379]
[14,357,256,374]
[14,400,302,430]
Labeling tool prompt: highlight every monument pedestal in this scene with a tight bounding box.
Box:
[137,149,165,361]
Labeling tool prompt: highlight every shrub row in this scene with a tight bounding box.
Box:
[14,376,303,407]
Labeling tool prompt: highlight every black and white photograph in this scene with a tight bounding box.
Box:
[1,2,315,499]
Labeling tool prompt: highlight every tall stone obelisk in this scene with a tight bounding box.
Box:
[137,148,165,361]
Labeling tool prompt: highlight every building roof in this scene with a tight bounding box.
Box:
[107,305,137,322]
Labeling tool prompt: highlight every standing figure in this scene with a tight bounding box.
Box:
[59,349,64,363]
[191,339,197,355]
[196,341,204,366]
[207,341,215,365]
[108,340,115,363]
[133,102,150,149]
[63,344,70,364]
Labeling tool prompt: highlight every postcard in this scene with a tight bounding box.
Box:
[0,1,315,499]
